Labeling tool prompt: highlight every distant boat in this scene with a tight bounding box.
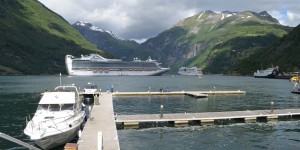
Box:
[178,67,203,76]
[82,82,98,96]
[24,85,85,149]
[253,66,279,78]
[291,82,300,94]
[275,72,300,79]
[82,82,99,105]
[65,54,169,76]
[290,76,300,82]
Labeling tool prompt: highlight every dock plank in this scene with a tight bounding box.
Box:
[78,93,120,150]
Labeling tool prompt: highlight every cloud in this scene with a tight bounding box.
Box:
[38,0,300,41]
[287,11,300,26]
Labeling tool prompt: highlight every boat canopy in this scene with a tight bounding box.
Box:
[39,92,75,104]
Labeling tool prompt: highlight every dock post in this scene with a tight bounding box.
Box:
[94,95,100,105]
[89,106,92,120]
[94,95,96,105]
[111,85,114,93]
[148,86,151,93]
[160,105,164,118]
[270,102,274,113]
[78,130,82,140]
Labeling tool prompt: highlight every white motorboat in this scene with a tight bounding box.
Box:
[291,82,300,94]
[82,82,99,105]
[24,85,85,149]
[82,82,98,96]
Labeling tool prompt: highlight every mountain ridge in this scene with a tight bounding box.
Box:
[142,10,292,73]
[0,0,108,75]
[72,21,153,62]
[235,24,300,75]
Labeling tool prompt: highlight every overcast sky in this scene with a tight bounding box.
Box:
[38,0,300,42]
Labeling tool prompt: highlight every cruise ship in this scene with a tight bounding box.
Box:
[65,54,169,76]
[178,67,203,76]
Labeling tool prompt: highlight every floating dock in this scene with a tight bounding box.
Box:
[77,90,300,150]
[78,93,120,150]
[112,90,245,98]
[116,109,300,127]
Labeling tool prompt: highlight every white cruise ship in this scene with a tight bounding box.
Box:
[178,67,203,76]
[65,54,169,76]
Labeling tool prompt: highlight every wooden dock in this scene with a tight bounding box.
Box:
[112,90,245,98]
[116,109,300,126]
[78,93,120,150]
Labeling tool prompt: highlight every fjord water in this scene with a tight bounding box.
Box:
[0,75,300,150]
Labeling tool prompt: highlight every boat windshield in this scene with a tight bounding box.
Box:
[54,86,78,93]
[49,104,60,111]
[85,84,97,89]
[37,104,48,111]
[61,104,74,110]
[37,104,74,111]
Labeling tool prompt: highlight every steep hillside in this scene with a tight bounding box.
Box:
[142,11,292,74]
[235,24,300,75]
[0,0,108,75]
[73,21,152,61]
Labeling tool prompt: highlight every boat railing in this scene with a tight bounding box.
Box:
[27,112,84,136]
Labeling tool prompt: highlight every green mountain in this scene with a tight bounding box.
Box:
[142,11,292,74]
[72,21,152,61]
[0,0,108,75]
[235,24,300,75]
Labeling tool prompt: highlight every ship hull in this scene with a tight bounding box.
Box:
[68,69,169,76]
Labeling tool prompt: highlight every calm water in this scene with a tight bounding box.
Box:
[0,75,300,150]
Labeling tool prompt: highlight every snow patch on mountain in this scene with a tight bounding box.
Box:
[220,11,237,20]
[75,21,117,39]
[198,13,204,20]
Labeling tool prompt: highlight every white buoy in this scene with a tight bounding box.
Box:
[160,105,164,118]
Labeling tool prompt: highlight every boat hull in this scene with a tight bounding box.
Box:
[68,68,169,76]
[24,111,85,149]
[34,125,80,149]
[253,74,275,78]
